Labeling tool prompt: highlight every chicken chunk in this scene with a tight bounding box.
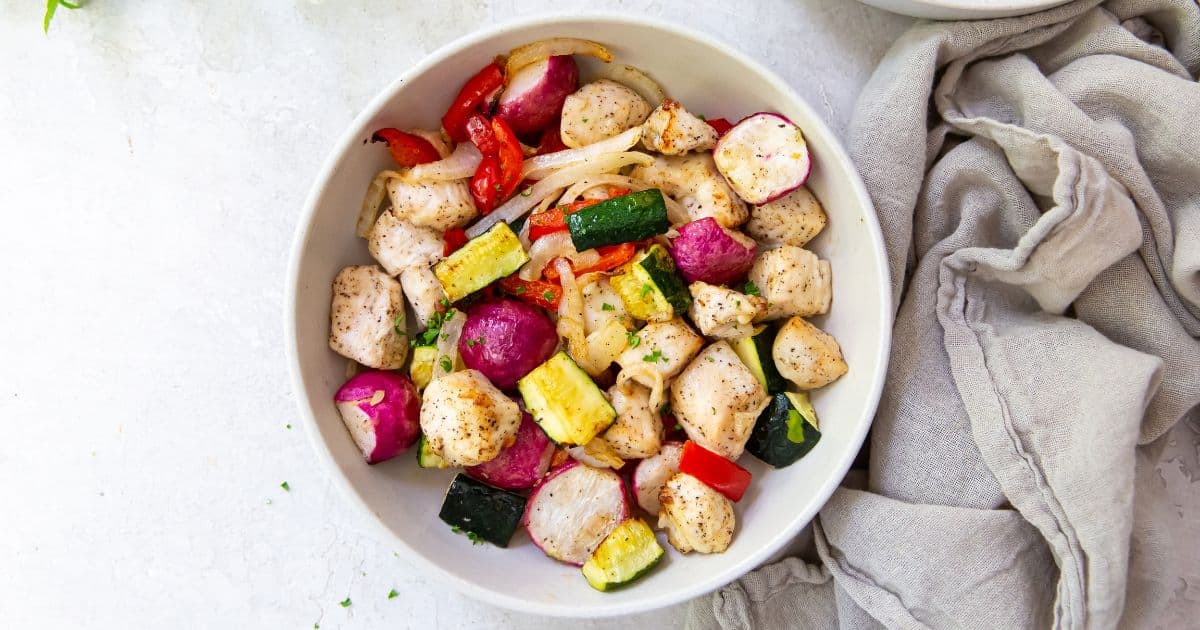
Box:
[687,282,766,340]
[773,316,847,390]
[641,99,719,155]
[630,153,748,227]
[386,178,477,232]
[419,369,521,467]
[747,245,831,320]
[604,382,663,459]
[367,209,443,277]
[582,276,632,335]
[328,265,408,369]
[560,79,652,149]
[745,186,827,248]
[399,266,446,327]
[616,318,704,409]
[658,472,735,554]
[670,341,768,460]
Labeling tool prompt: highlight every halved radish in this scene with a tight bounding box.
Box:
[495,56,579,137]
[632,442,683,516]
[523,461,630,565]
[712,112,811,205]
[334,370,421,464]
[465,412,555,490]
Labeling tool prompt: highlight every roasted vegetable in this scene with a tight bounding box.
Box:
[712,112,811,204]
[669,217,758,286]
[745,392,822,468]
[496,55,579,136]
[581,519,664,591]
[434,223,529,302]
[439,474,526,547]
[610,244,690,321]
[523,461,629,565]
[677,440,752,501]
[566,189,669,252]
[334,370,422,464]
[458,298,558,389]
[466,412,555,490]
[519,352,617,446]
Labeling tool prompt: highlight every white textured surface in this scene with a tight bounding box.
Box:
[0,1,913,628]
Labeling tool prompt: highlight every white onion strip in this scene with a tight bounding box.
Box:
[521,233,577,281]
[357,169,404,238]
[466,151,655,238]
[522,127,642,180]
[555,259,594,375]
[505,38,613,77]
[433,308,466,381]
[399,143,482,183]
[590,63,666,106]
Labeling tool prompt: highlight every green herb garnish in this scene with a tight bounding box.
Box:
[339,598,352,608]
[513,285,527,294]
[543,290,555,301]
[439,357,453,373]
[280,481,290,492]
[43,0,80,34]
[640,283,652,298]
[387,589,398,599]
[743,280,761,297]
[626,332,641,348]
[601,302,615,311]
[642,349,665,363]
[393,315,406,337]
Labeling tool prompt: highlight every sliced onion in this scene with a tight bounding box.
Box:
[586,319,628,375]
[357,169,404,238]
[521,232,577,281]
[466,151,655,238]
[557,175,638,205]
[567,438,624,469]
[399,143,481,183]
[522,127,642,180]
[590,63,666,107]
[555,259,593,375]
[409,129,453,159]
[505,38,613,78]
[433,308,466,381]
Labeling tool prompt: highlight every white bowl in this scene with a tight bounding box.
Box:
[858,0,1070,19]
[286,13,891,618]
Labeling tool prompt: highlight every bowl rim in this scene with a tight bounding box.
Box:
[285,11,893,618]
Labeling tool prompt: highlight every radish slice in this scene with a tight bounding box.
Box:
[496,56,579,137]
[505,38,613,77]
[632,442,683,516]
[334,371,421,464]
[712,113,811,205]
[465,412,555,490]
[523,461,630,565]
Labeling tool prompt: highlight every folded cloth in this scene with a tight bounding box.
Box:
[688,1,1200,628]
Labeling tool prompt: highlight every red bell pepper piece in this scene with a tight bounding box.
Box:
[491,117,524,200]
[443,228,469,256]
[543,243,638,281]
[465,113,498,155]
[535,122,568,155]
[371,128,442,167]
[706,118,735,137]
[441,62,505,142]
[470,155,501,215]
[677,441,752,502]
[498,275,562,310]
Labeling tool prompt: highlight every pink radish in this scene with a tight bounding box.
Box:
[334,370,421,464]
[632,442,684,516]
[465,412,554,490]
[495,56,579,137]
[669,217,758,285]
[523,461,630,565]
[712,112,811,205]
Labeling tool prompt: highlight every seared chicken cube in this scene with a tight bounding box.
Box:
[560,79,652,149]
[386,178,477,232]
[604,382,663,460]
[641,99,719,155]
[582,276,632,335]
[745,186,827,248]
[617,318,704,386]
[658,472,735,554]
[630,153,748,227]
[773,316,847,390]
[328,265,408,369]
[419,369,521,467]
[367,209,443,276]
[747,245,831,320]
[687,282,766,339]
[670,341,768,460]
[399,266,446,327]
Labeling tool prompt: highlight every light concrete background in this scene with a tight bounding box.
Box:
[0,2,912,628]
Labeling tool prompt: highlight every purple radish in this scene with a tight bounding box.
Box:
[458,298,558,389]
[669,217,758,285]
[495,56,579,137]
[334,370,421,464]
[465,412,554,490]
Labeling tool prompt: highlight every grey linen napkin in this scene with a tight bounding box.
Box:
[687,0,1200,628]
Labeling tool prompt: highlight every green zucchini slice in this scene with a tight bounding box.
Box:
[581,519,664,591]
[565,189,669,251]
[518,352,617,446]
[731,325,787,395]
[416,434,447,469]
[610,244,691,320]
[433,222,528,302]
[437,474,525,547]
[745,392,822,468]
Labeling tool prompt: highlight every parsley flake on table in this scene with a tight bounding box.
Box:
[339,597,352,608]
[280,481,290,492]
[43,0,80,34]
[387,589,398,599]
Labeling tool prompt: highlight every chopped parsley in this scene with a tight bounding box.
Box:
[493,183,502,192]
[706,356,715,363]
[743,280,761,297]
[285,423,292,429]
[393,314,406,337]
[465,336,486,348]
[642,349,666,363]
[439,356,453,373]
[43,0,80,34]
[581,117,589,123]
[412,308,452,347]
[543,290,555,301]
[280,481,290,492]
[387,589,398,600]
[450,525,462,534]
[513,284,527,294]
[626,331,641,348]
[466,530,484,545]
[640,283,653,298]
[601,302,615,311]
[697,113,707,121]
[339,597,352,608]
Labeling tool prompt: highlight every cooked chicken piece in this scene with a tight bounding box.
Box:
[386,178,477,232]
[328,265,408,369]
[419,369,521,466]
[367,209,443,277]
[658,472,735,554]
[747,245,831,320]
[745,186,827,248]
[616,318,704,404]
[604,382,663,459]
[560,79,652,149]
[582,276,632,335]
[399,266,446,327]
[773,316,847,390]
[630,153,748,227]
[670,341,768,460]
[641,99,719,155]
[687,282,766,340]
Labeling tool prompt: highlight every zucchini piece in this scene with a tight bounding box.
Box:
[731,325,787,394]
[416,434,447,469]
[409,345,438,391]
[581,519,664,592]
[434,223,529,302]
[745,392,822,468]
[566,189,669,251]
[438,474,525,547]
[518,352,617,445]
[610,245,691,320]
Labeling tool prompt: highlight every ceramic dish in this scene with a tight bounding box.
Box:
[859,0,1071,19]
